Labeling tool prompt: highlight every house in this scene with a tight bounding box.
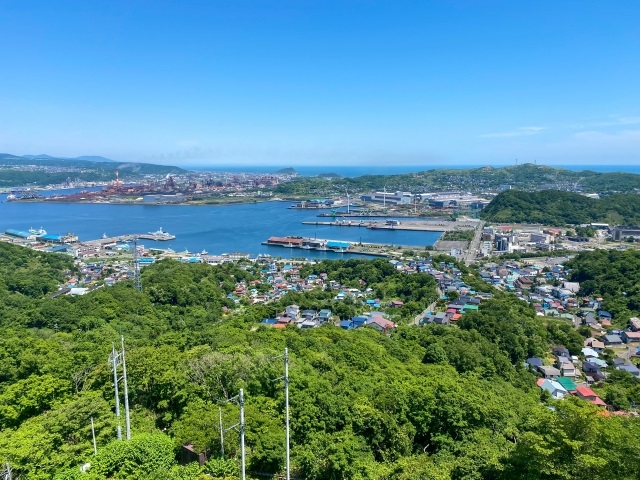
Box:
[351,316,368,328]
[553,345,570,358]
[582,361,604,378]
[526,357,543,370]
[576,386,607,406]
[604,334,623,346]
[285,305,300,319]
[617,364,640,377]
[367,317,396,334]
[581,347,599,359]
[556,377,577,393]
[538,378,568,399]
[389,300,404,308]
[318,309,333,323]
[556,357,577,377]
[599,310,613,321]
[339,320,354,330]
[584,337,605,352]
[537,365,561,379]
[422,312,450,325]
[622,331,640,344]
[629,317,640,332]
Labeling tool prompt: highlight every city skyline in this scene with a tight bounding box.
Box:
[1,0,639,166]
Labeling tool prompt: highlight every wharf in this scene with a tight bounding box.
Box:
[83,232,175,247]
[302,220,475,232]
[261,235,428,257]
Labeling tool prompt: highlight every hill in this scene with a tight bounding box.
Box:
[274,163,640,196]
[0,153,186,187]
[1,247,639,479]
[480,190,640,225]
[74,155,116,163]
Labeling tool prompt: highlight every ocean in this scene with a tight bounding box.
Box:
[0,198,442,259]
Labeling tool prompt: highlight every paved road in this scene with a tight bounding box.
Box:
[464,220,485,265]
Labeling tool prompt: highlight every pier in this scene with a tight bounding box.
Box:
[83,232,176,247]
[301,219,477,232]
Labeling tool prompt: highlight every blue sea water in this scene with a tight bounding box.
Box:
[0,198,442,259]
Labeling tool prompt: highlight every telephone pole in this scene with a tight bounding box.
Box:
[132,236,142,292]
[110,344,122,440]
[219,390,246,480]
[218,406,225,458]
[1,460,11,480]
[91,417,97,455]
[239,389,246,480]
[121,336,131,440]
[109,338,131,440]
[272,348,291,480]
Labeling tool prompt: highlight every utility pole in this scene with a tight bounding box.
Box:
[121,336,131,440]
[132,236,142,292]
[219,390,246,480]
[239,389,246,480]
[110,344,122,440]
[1,460,12,480]
[218,406,225,458]
[272,348,291,480]
[284,349,290,480]
[110,338,131,441]
[91,417,97,455]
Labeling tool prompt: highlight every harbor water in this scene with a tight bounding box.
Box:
[0,196,442,259]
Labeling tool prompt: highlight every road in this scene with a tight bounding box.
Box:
[464,220,485,265]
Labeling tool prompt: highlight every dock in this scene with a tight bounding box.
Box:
[83,232,175,247]
[301,219,477,232]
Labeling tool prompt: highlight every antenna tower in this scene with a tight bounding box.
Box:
[132,236,142,292]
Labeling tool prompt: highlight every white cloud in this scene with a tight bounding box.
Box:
[479,126,546,139]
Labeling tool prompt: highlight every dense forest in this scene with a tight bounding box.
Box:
[565,249,640,324]
[480,190,640,226]
[273,164,640,196]
[1,243,640,479]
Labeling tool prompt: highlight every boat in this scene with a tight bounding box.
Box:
[102,233,107,239]
[29,227,47,236]
[201,249,208,255]
[149,227,173,238]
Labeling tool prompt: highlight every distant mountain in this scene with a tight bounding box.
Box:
[74,155,116,163]
[20,154,115,163]
[22,154,58,159]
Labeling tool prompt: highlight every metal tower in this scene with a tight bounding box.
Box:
[131,236,142,292]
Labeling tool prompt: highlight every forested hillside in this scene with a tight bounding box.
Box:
[1,245,640,479]
[566,249,640,323]
[0,155,185,187]
[273,164,640,196]
[480,190,640,225]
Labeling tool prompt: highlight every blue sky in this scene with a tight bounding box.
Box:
[1,0,639,166]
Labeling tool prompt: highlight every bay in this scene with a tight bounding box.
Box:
[0,198,442,259]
